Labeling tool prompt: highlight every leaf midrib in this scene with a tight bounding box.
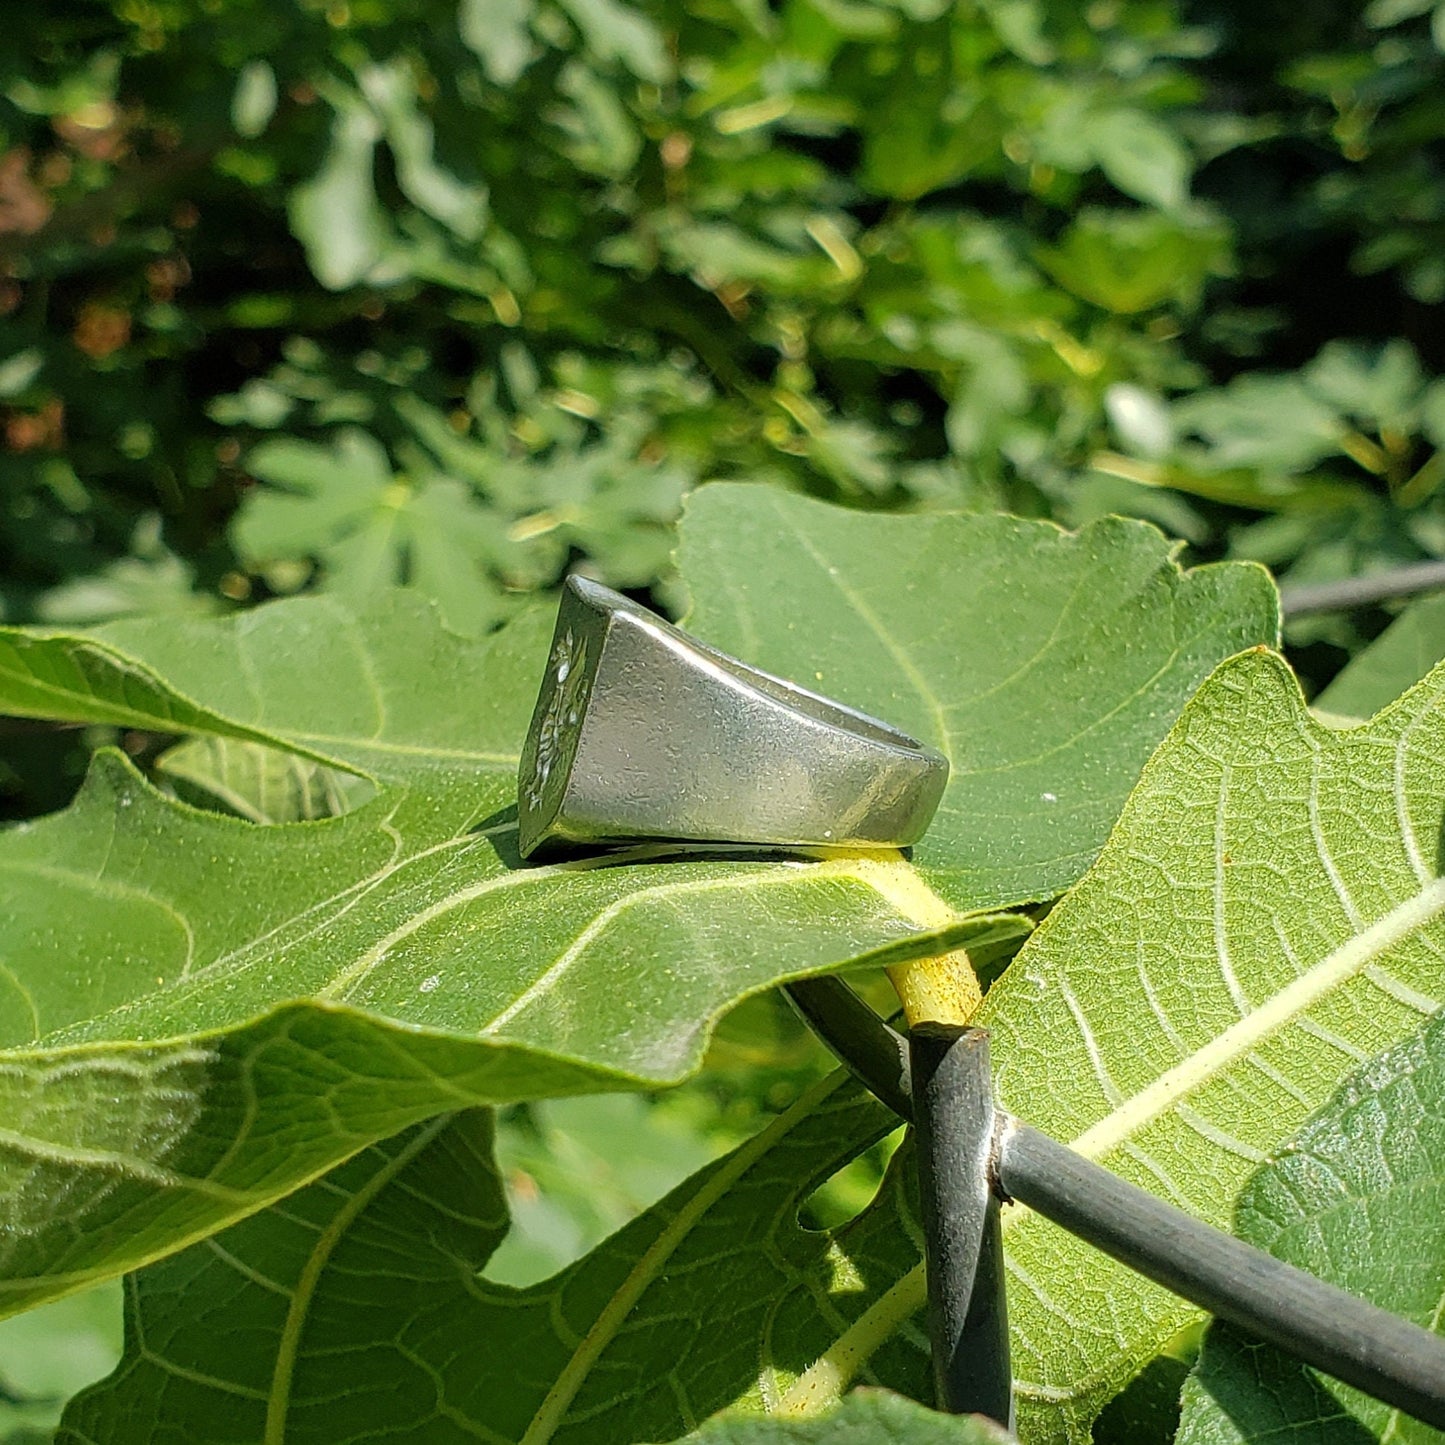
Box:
[264,1116,454,1445]
[518,1071,847,1445]
[773,499,954,770]
[29,835,683,1045]
[281,729,518,767]
[1066,872,1445,1162]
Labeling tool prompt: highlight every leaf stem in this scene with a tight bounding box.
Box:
[1281,558,1445,616]
[836,853,982,1027]
[885,952,980,1029]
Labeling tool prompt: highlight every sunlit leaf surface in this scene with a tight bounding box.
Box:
[0,491,1273,1325]
[976,651,1445,1439]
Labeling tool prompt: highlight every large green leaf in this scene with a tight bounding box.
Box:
[0,490,1274,1316]
[680,487,1276,912]
[60,1077,932,1443]
[772,649,1445,1443]
[0,766,949,1318]
[0,592,947,1320]
[1176,1007,1445,1445]
[970,650,1445,1439]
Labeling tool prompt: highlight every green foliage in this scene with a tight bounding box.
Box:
[0,489,1271,1318]
[8,493,1445,1442]
[1,0,1441,642]
[0,1283,120,1443]
[1095,341,1445,648]
[485,1091,726,1287]
[57,1081,922,1443]
[4,1,1445,1440]
[976,645,1445,1439]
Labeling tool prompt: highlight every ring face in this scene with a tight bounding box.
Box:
[516,576,949,858]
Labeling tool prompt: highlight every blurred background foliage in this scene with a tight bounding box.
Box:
[3,1,1445,1435]
[2,0,1443,648]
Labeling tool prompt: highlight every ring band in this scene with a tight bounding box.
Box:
[517,576,949,858]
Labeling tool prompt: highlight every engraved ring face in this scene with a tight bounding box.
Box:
[516,576,949,859]
[522,627,589,817]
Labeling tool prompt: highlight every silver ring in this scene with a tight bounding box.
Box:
[517,576,948,858]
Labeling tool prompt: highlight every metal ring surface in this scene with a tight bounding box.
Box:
[517,576,949,858]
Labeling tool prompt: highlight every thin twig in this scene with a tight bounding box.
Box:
[1280,559,1445,617]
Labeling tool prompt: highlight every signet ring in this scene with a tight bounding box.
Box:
[517,576,949,859]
